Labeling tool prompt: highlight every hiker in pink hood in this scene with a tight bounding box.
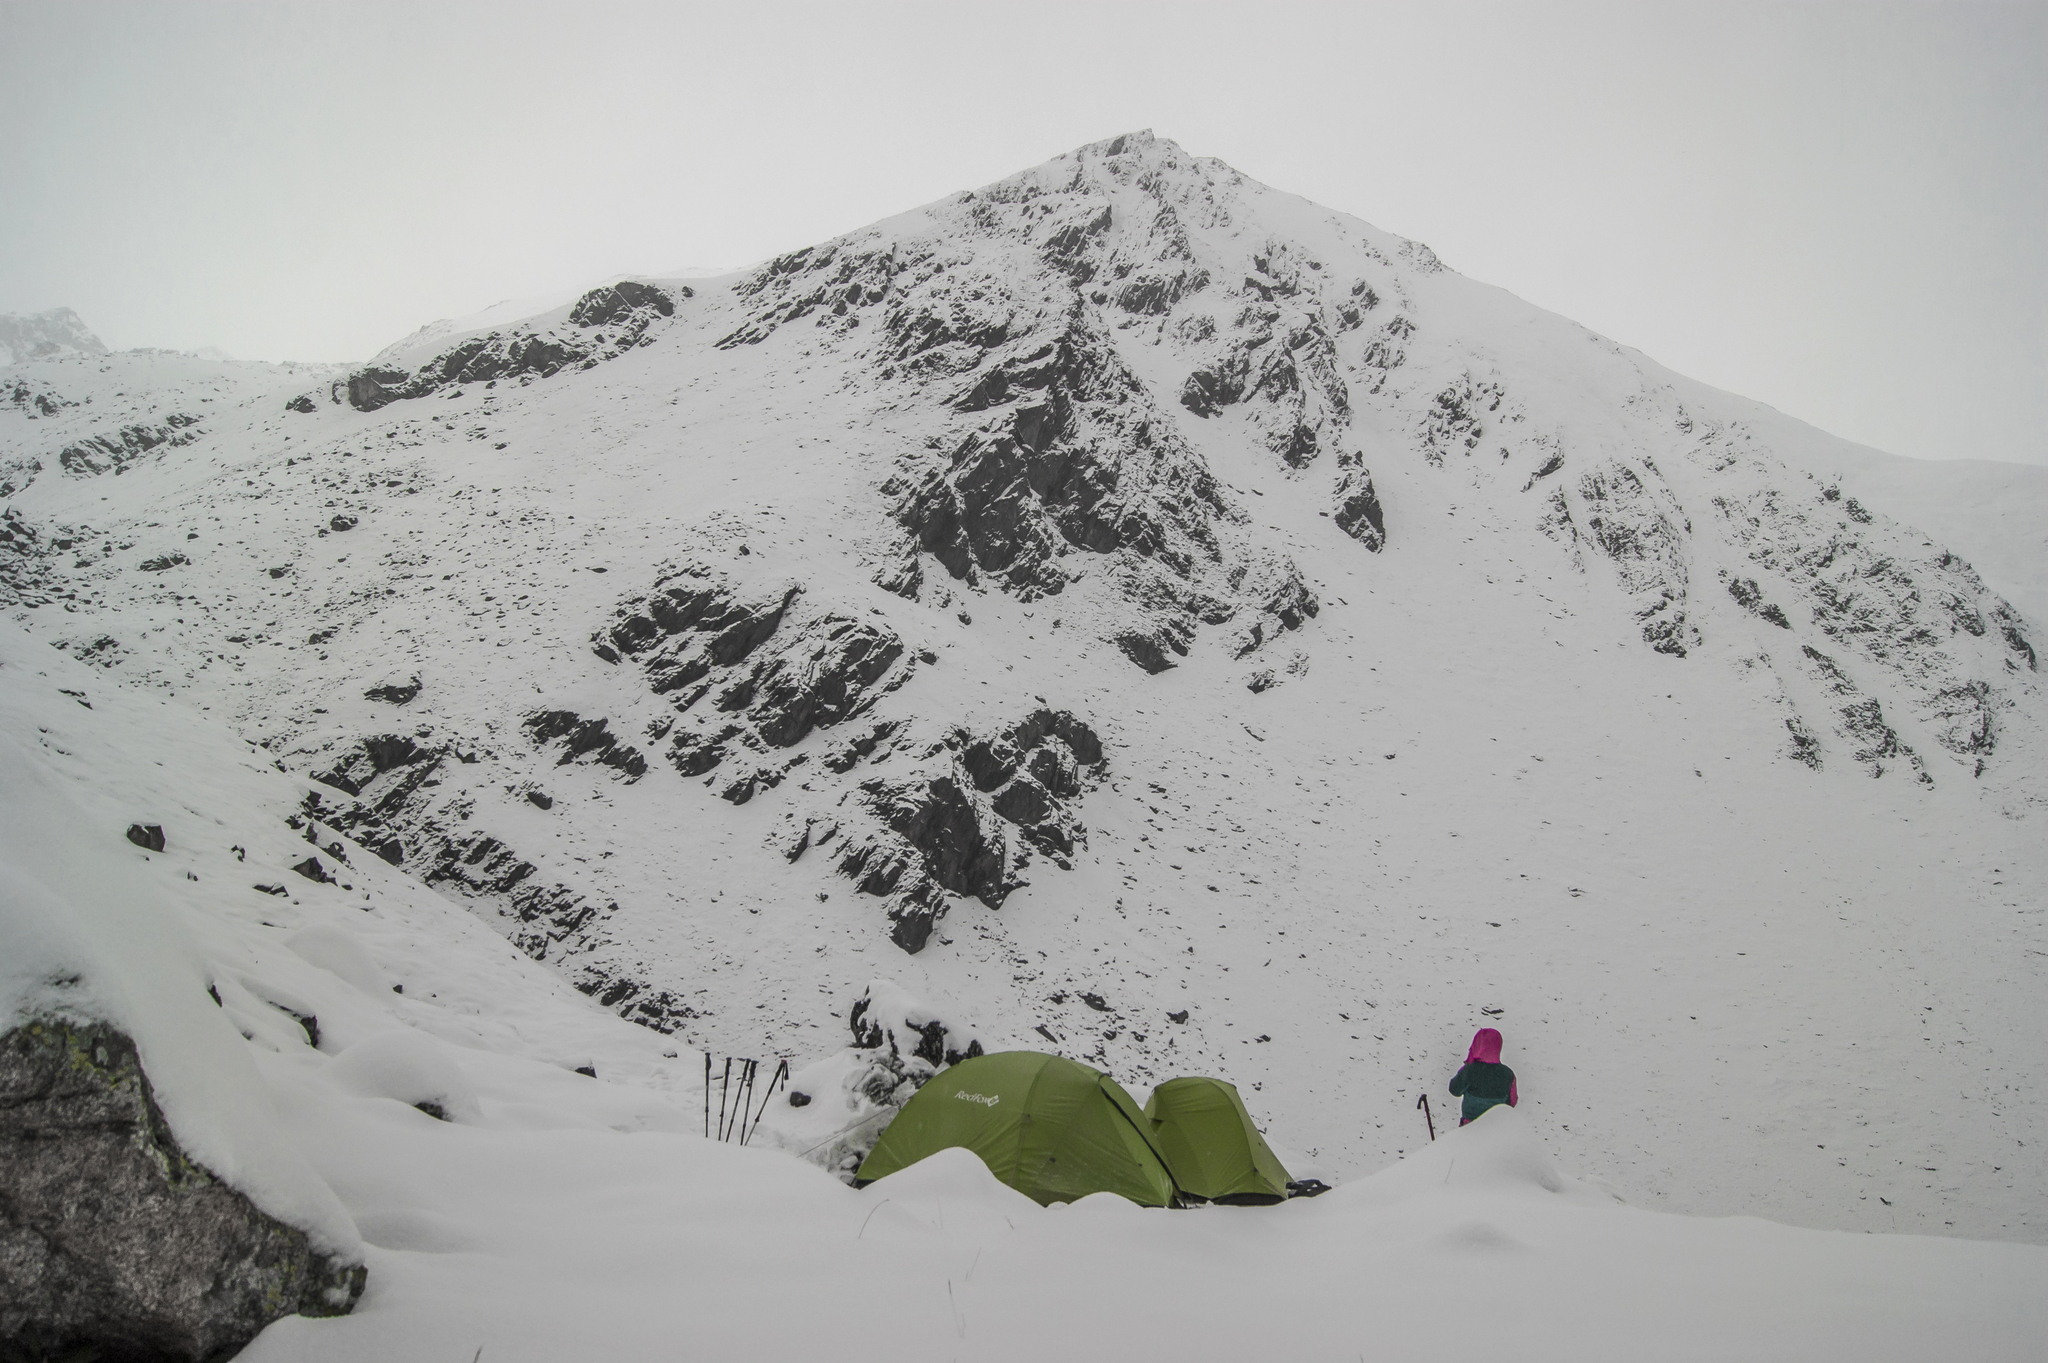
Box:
[1448,1027,1518,1125]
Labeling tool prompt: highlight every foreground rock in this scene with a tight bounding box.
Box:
[0,1018,364,1361]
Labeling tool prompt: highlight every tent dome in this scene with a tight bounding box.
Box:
[1143,1076,1292,1204]
[856,1051,1176,1207]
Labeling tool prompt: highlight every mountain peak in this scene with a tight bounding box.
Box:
[0,307,108,365]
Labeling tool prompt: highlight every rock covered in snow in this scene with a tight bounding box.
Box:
[751,980,981,1181]
[0,1018,365,1360]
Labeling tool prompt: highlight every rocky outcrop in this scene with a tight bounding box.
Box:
[346,281,688,411]
[1575,460,1697,657]
[0,1018,363,1361]
[56,415,204,477]
[595,562,913,800]
[1801,645,1931,783]
[1333,466,1386,551]
[826,708,1107,951]
[523,710,647,781]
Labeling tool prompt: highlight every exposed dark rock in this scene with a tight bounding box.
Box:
[138,554,188,572]
[124,824,165,853]
[290,857,331,884]
[835,709,1106,952]
[522,710,647,781]
[285,395,316,414]
[567,281,681,328]
[363,677,420,705]
[328,514,357,533]
[0,1019,363,1361]
[1926,680,1997,758]
[344,283,685,412]
[1419,376,1503,465]
[345,368,409,412]
[597,563,913,784]
[722,185,1318,664]
[254,883,287,897]
[1578,462,1696,656]
[1115,630,1180,674]
[849,983,984,1069]
[1802,645,1930,783]
[57,416,203,477]
[1333,469,1385,551]
[1727,576,1792,628]
[1785,715,1824,769]
[525,790,553,810]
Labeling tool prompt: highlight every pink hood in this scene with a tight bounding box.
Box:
[1466,1028,1503,1065]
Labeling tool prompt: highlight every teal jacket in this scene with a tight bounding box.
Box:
[1448,1061,1517,1123]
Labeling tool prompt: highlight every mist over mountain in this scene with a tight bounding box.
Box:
[2,129,2043,1269]
[0,307,107,366]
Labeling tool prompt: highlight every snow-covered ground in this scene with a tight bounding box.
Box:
[4,618,2042,1358]
[3,127,2044,1335]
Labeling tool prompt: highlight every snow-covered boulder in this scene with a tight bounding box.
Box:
[751,979,982,1181]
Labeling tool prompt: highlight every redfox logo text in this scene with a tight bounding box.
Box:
[956,1091,1000,1107]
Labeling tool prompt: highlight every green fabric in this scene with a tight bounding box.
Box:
[857,1051,1179,1207]
[1449,1061,1515,1122]
[1141,1076,1293,1204]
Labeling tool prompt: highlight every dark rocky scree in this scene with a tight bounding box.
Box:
[822,708,1108,952]
[594,561,914,803]
[0,1018,364,1361]
[346,281,687,412]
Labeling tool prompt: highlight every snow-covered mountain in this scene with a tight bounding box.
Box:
[3,131,2043,1248]
[0,307,108,366]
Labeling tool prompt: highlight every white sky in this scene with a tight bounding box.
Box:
[2,0,2041,466]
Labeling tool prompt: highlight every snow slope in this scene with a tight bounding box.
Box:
[1,131,2043,1249]
[2,626,2042,1358]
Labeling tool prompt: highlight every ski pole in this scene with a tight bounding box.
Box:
[718,1058,732,1141]
[703,1052,711,1139]
[1418,1092,1435,1141]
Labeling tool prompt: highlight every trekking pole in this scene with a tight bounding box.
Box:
[1418,1093,1436,1141]
[717,1058,732,1141]
[743,1059,789,1146]
[739,1059,761,1140]
[703,1052,711,1139]
[725,1060,754,1143]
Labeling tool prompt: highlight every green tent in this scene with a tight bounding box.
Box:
[856,1051,1178,1207]
[1142,1075,1292,1204]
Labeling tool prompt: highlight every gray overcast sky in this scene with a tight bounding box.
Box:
[3,1,2042,465]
